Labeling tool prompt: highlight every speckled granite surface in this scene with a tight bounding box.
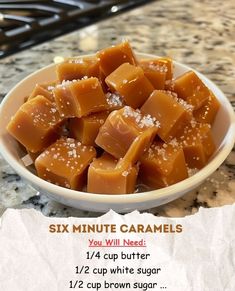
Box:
[0,0,234,218]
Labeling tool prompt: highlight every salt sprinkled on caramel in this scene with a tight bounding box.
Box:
[123,106,160,129]
[106,92,124,107]
[47,85,55,91]
[161,90,193,112]
[56,79,78,88]
[169,138,179,148]
[149,63,168,73]
[50,108,57,114]
[190,118,197,128]
[154,146,167,161]
[176,98,194,112]
[122,170,129,177]
[148,144,167,161]
[68,58,84,64]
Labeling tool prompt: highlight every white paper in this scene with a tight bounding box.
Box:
[0,205,234,291]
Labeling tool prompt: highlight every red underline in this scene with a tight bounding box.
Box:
[89,246,146,248]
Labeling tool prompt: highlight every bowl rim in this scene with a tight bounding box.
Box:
[0,52,235,206]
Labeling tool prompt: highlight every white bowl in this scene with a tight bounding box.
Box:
[0,53,235,213]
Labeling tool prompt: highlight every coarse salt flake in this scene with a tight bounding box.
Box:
[21,154,33,167]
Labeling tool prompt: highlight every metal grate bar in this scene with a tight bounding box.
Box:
[0,0,154,58]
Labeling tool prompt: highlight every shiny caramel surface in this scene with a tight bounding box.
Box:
[95,106,159,159]
[6,41,219,194]
[69,111,109,146]
[54,77,108,118]
[193,92,220,124]
[88,153,138,194]
[7,95,62,153]
[176,122,215,169]
[140,142,188,188]
[56,56,100,82]
[35,137,96,190]
[173,71,211,109]
[28,81,56,102]
[141,90,192,142]
[105,63,154,108]
[97,41,137,76]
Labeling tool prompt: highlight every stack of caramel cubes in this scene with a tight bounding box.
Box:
[7,41,220,194]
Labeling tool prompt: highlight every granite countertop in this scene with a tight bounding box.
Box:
[0,0,234,218]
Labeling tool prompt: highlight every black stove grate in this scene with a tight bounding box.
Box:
[0,0,153,59]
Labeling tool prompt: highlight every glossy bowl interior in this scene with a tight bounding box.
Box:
[0,53,235,213]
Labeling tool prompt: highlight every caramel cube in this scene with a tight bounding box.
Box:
[35,137,96,190]
[95,106,158,159]
[56,56,100,82]
[139,60,166,90]
[88,130,151,194]
[105,63,154,108]
[141,90,192,142]
[193,92,220,124]
[87,153,138,194]
[54,77,108,118]
[69,111,109,146]
[140,141,188,188]
[7,96,62,153]
[97,41,137,76]
[140,57,173,81]
[155,57,173,80]
[173,71,210,109]
[144,70,166,90]
[178,123,216,169]
[28,81,57,102]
